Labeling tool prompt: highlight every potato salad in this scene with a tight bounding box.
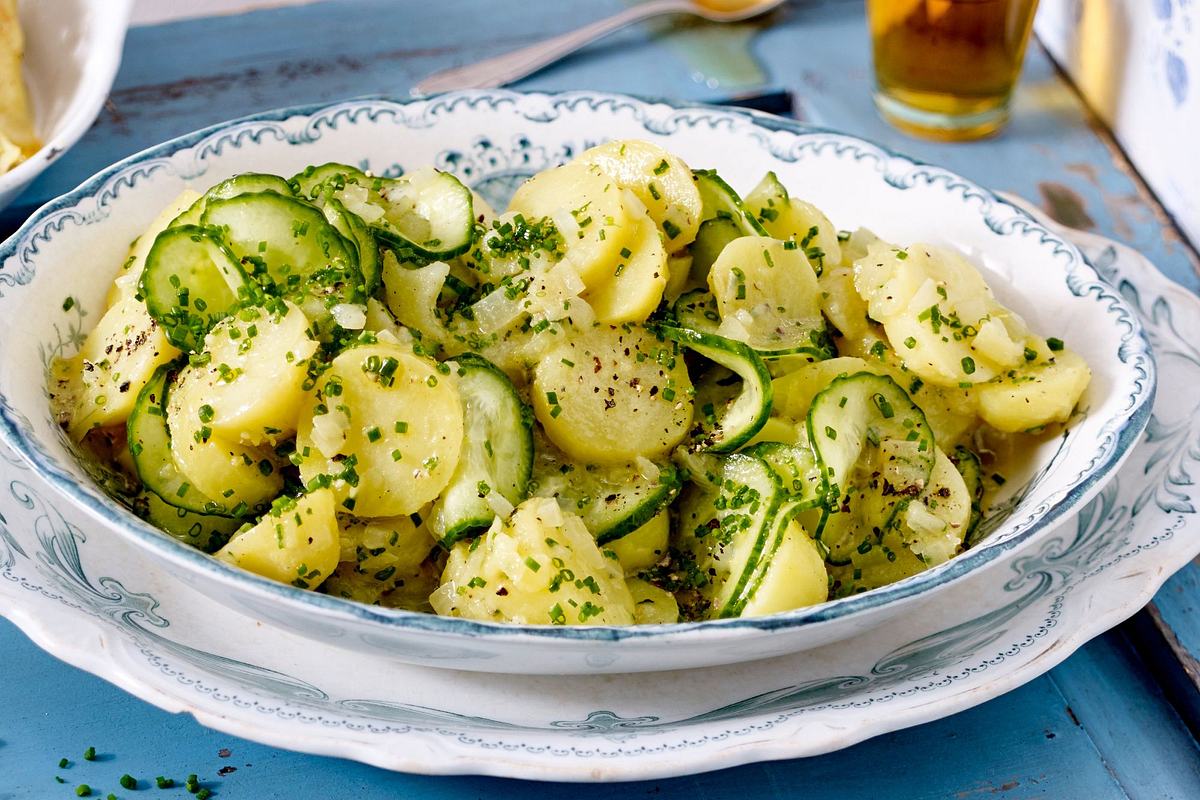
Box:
[51,139,1090,626]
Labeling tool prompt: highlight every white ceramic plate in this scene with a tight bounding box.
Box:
[0,92,1154,674]
[0,219,1192,781]
[0,0,132,212]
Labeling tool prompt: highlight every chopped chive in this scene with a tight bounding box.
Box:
[1047,337,1064,351]
[83,747,96,761]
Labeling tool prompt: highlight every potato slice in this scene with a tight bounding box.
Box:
[381,251,451,345]
[533,324,693,464]
[819,266,871,341]
[173,300,317,446]
[627,577,680,624]
[582,210,667,324]
[977,346,1091,433]
[576,139,702,248]
[215,489,339,589]
[68,297,180,440]
[507,162,634,288]
[167,366,285,513]
[606,511,669,573]
[296,342,463,517]
[323,514,436,604]
[431,497,635,625]
[709,236,824,354]
[740,520,828,617]
[854,243,1027,386]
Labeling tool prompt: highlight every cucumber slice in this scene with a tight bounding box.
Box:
[169,173,295,228]
[201,191,363,306]
[140,225,248,352]
[691,169,769,236]
[807,372,936,561]
[742,437,827,511]
[952,445,987,547]
[657,325,772,453]
[290,162,369,201]
[672,289,721,335]
[321,196,380,294]
[208,172,294,201]
[369,170,475,260]
[532,446,681,545]
[428,353,534,547]
[675,453,783,618]
[127,362,235,517]
[134,490,243,553]
[689,215,744,286]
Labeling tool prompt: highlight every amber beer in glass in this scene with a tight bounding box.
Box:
[867,0,1040,140]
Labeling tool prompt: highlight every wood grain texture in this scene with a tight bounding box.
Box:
[2,615,1198,799]
[2,0,1200,794]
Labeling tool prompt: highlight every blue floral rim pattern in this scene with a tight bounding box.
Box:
[0,90,1156,642]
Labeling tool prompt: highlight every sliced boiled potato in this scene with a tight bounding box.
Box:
[742,415,803,448]
[771,356,870,421]
[323,514,436,604]
[296,342,463,517]
[976,345,1091,433]
[897,447,972,565]
[819,266,871,341]
[627,577,680,624]
[740,520,828,617]
[854,242,1028,386]
[606,511,669,573]
[708,236,824,354]
[575,139,702,248]
[507,161,634,288]
[167,365,285,512]
[744,172,842,268]
[173,300,316,446]
[665,252,692,302]
[533,324,693,464]
[430,497,635,625]
[381,250,451,346]
[68,296,180,440]
[215,488,339,589]
[107,189,202,308]
[582,210,667,324]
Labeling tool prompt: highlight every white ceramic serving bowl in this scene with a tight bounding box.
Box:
[0,0,131,213]
[0,91,1155,675]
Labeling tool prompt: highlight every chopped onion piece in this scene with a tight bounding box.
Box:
[635,456,660,481]
[311,410,349,458]
[472,286,525,334]
[330,303,367,330]
[555,260,585,295]
[485,490,515,519]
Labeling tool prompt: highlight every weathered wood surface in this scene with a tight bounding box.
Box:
[3,1,1200,796]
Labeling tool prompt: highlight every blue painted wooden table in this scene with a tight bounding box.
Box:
[4,1,1200,796]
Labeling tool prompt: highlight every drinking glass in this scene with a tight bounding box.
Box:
[867,0,1041,141]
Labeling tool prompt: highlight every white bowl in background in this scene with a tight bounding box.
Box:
[0,0,132,213]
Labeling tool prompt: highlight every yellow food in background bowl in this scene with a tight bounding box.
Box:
[0,0,40,173]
